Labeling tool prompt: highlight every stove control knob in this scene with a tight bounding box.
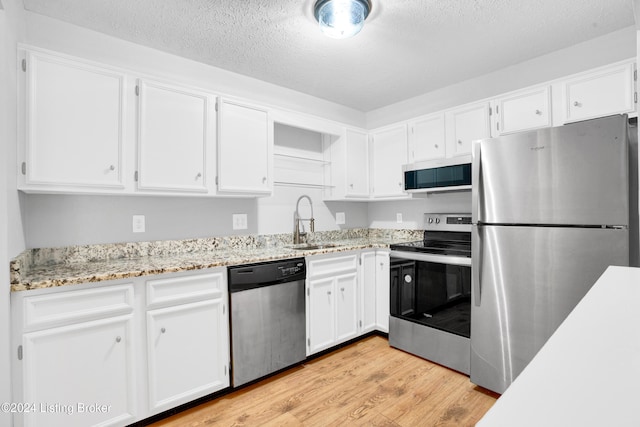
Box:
[428,217,434,224]
[435,218,441,224]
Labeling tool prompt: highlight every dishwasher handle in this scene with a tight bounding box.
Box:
[228,258,306,292]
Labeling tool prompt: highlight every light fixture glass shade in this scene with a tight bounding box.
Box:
[314,0,371,39]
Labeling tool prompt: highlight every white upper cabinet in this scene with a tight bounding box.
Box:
[370,124,409,199]
[491,86,552,136]
[446,102,491,156]
[408,113,446,162]
[560,61,636,123]
[137,79,215,193]
[21,50,125,191]
[345,129,370,197]
[217,98,272,195]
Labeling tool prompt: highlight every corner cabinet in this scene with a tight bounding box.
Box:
[19,49,126,192]
[13,283,137,427]
[136,79,215,194]
[217,98,273,195]
[370,124,409,199]
[306,252,359,355]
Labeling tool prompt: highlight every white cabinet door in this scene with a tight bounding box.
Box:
[22,316,136,427]
[217,98,272,194]
[23,50,125,189]
[446,102,490,156]
[375,251,390,333]
[562,62,635,123]
[492,86,551,136]
[335,272,358,343]
[307,276,336,354]
[370,124,408,198]
[359,251,377,334]
[345,129,370,197]
[409,113,446,162]
[137,79,213,193]
[146,299,228,413]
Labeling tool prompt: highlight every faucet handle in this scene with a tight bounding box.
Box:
[310,218,315,233]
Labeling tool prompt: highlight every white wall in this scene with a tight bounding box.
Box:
[1,1,25,425]
[366,26,637,129]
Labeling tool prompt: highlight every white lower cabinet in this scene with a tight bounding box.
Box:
[11,269,230,427]
[359,251,378,334]
[14,283,137,427]
[145,271,229,414]
[306,252,359,355]
[374,251,390,333]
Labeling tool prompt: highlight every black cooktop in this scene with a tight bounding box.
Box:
[390,231,471,257]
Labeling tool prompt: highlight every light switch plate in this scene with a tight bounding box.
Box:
[396,213,403,223]
[132,215,145,233]
[336,212,346,225]
[233,213,248,230]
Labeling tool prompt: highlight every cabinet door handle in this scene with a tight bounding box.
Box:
[434,144,439,148]
[535,109,542,115]
[195,172,202,180]
[573,101,582,107]
[457,139,463,145]
[262,177,267,184]
[161,327,166,334]
[327,291,332,295]
[115,336,122,343]
[340,287,345,292]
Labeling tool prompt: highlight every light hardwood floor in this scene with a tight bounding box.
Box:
[151,335,498,426]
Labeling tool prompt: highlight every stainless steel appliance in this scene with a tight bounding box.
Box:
[228,258,306,387]
[403,155,472,193]
[389,213,472,374]
[471,114,630,394]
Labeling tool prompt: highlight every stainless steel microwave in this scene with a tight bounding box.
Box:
[403,155,472,193]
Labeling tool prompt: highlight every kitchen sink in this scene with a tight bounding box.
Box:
[287,243,339,250]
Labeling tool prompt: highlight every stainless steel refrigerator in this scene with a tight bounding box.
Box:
[470,114,630,394]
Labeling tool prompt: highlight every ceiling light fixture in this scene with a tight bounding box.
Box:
[313,0,372,39]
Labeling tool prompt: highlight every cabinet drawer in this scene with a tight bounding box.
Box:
[146,271,225,308]
[22,284,134,331]
[307,253,358,278]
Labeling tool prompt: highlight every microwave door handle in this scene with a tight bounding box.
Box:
[472,225,482,307]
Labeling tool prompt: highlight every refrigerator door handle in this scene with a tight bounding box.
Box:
[471,140,481,224]
[472,224,482,306]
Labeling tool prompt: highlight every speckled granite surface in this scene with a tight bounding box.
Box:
[10,229,423,292]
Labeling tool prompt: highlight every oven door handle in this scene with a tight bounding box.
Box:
[472,224,482,306]
[389,250,471,267]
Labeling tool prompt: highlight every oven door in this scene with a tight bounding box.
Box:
[389,251,471,338]
[389,250,472,375]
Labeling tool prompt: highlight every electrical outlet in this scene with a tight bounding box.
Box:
[233,213,248,230]
[132,215,145,233]
[336,212,346,225]
[396,213,403,223]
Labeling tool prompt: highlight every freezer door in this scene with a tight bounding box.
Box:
[470,225,628,394]
[473,114,629,226]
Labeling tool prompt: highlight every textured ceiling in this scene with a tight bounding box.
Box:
[22,0,635,112]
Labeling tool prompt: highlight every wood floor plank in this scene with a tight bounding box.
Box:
[150,336,497,427]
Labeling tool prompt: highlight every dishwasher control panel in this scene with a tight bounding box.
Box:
[228,258,306,292]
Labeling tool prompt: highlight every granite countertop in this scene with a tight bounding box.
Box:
[10,229,422,292]
[476,266,640,427]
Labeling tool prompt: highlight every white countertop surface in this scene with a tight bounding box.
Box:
[477,266,640,427]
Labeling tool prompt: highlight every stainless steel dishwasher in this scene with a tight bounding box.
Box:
[228,258,306,387]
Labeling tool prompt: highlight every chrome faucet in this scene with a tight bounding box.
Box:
[293,195,314,244]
